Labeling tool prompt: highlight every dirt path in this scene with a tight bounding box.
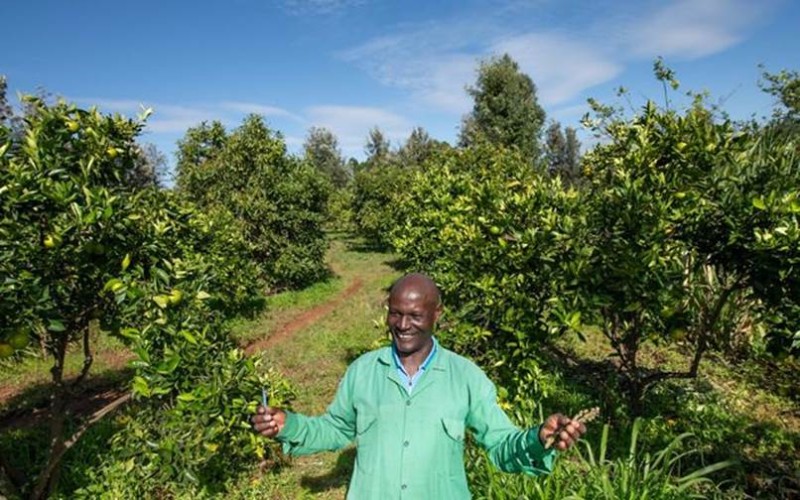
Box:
[244,278,364,355]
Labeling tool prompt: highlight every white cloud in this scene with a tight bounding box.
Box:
[625,0,770,59]
[220,101,302,122]
[305,105,413,156]
[280,0,366,15]
[71,98,303,134]
[490,33,622,105]
[339,18,621,113]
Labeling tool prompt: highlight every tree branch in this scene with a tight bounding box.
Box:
[72,326,93,388]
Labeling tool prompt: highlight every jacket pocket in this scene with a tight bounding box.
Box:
[441,418,465,442]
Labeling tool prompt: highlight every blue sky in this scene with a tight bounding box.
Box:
[3,0,799,172]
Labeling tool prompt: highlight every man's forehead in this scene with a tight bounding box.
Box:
[390,274,440,300]
[388,276,441,309]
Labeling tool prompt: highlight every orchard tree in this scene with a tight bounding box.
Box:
[175,120,227,203]
[578,68,800,412]
[303,126,349,188]
[0,97,152,497]
[175,115,331,289]
[460,54,546,164]
[364,126,390,167]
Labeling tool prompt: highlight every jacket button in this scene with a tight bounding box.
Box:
[406,400,411,406]
[403,440,409,447]
[401,484,407,490]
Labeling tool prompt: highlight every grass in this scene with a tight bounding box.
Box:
[544,327,800,498]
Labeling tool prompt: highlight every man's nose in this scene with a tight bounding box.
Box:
[398,315,411,330]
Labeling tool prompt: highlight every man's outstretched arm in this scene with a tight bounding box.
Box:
[251,367,358,456]
[467,373,585,475]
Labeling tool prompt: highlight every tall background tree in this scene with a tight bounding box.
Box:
[364,126,390,168]
[459,54,546,164]
[303,126,349,188]
[544,121,582,183]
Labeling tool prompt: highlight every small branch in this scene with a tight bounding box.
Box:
[30,393,132,500]
[72,327,93,388]
[63,392,131,449]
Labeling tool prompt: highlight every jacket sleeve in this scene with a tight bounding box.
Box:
[466,370,556,475]
[276,365,357,456]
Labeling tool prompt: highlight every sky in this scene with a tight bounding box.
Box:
[3,0,799,175]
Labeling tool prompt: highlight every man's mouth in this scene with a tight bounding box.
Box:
[394,332,415,340]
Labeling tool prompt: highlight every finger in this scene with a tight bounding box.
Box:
[257,404,266,414]
[565,422,583,439]
[253,420,279,433]
[544,413,564,430]
[251,413,274,425]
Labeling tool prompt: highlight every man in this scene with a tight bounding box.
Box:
[252,273,586,499]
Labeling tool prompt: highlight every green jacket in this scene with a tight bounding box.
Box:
[277,344,555,499]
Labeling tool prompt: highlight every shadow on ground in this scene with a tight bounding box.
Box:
[299,447,356,493]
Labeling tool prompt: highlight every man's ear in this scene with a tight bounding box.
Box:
[433,303,443,325]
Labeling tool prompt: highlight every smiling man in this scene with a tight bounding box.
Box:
[252,273,585,499]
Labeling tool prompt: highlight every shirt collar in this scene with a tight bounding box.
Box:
[386,337,439,374]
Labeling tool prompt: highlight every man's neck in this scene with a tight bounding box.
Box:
[396,338,434,377]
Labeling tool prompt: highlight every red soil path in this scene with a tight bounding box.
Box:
[244,277,364,355]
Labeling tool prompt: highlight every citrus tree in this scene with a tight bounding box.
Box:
[392,144,587,405]
[0,97,153,497]
[577,70,800,411]
[175,115,331,290]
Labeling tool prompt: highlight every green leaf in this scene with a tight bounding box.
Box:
[47,319,66,332]
[153,295,169,309]
[180,330,198,345]
[132,376,151,397]
[751,197,766,210]
[177,392,196,402]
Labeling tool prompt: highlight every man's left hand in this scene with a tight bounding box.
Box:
[538,413,586,451]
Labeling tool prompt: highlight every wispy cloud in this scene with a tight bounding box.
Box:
[337,0,774,113]
[72,98,300,134]
[220,101,303,121]
[625,0,773,59]
[490,33,622,105]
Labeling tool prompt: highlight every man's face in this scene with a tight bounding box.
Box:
[387,287,441,356]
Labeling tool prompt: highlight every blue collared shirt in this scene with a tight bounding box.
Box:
[392,337,438,393]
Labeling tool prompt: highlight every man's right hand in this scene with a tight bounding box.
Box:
[251,405,286,438]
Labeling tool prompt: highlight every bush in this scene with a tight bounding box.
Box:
[175,116,331,290]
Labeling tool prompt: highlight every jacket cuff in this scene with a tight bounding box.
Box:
[525,426,556,473]
[277,410,300,441]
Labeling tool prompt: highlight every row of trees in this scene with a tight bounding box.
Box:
[0,87,325,497]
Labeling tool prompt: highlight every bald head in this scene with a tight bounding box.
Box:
[389,273,441,307]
